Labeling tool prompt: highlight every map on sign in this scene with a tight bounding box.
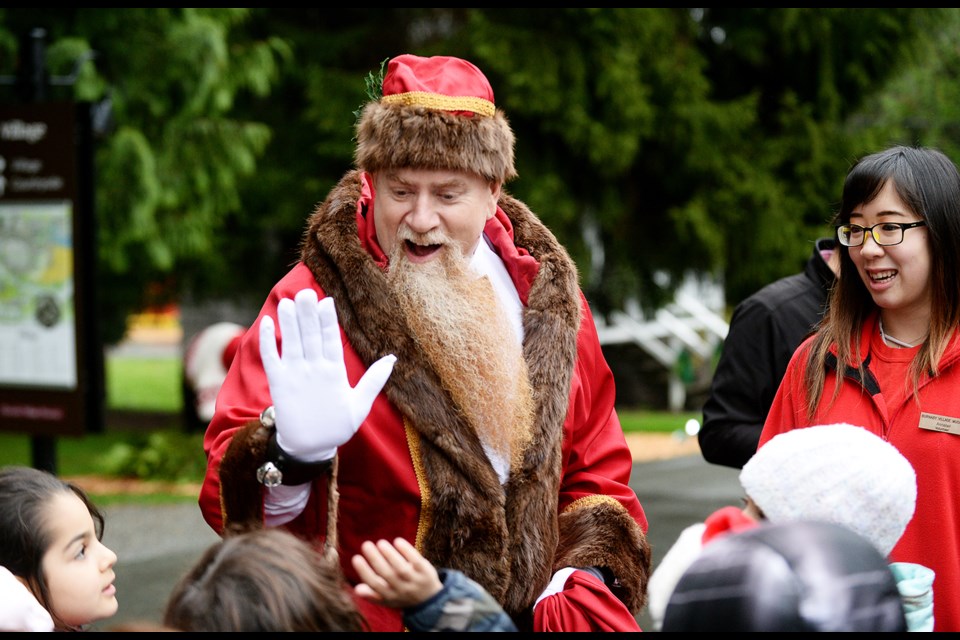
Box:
[0,200,77,389]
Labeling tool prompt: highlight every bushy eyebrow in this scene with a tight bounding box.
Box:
[382,172,467,192]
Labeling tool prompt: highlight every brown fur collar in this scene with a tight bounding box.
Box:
[299,170,582,615]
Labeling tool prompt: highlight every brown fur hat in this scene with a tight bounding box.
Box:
[354,54,517,183]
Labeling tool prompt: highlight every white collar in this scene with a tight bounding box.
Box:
[469,236,524,343]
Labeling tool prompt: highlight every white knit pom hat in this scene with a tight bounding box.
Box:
[184,321,246,422]
[740,424,916,557]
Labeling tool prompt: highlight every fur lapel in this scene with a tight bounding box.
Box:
[300,170,582,614]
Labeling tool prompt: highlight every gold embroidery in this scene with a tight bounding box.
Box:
[381,91,496,117]
[404,418,432,551]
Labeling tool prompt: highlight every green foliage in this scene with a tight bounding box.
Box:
[0,9,286,343]
[846,9,960,159]
[0,8,955,335]
[465,9,734,309]
[97,128,163,273]
[0,429,204,504]
[353,56,388,128]
[96,430,205,483]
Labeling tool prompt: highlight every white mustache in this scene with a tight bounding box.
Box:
[396,226,450,246]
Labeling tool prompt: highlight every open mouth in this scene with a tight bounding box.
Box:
[404,239,442,259]
[869,269,897,283]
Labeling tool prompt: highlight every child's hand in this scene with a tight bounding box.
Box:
[352,538,443,609]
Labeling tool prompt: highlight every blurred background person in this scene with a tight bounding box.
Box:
[182,321,246,432]
[661,520,908,632]
[699,237,838,468]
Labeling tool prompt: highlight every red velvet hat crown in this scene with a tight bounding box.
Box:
[355,54,517,183]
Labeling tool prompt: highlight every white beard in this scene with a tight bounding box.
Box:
[388,233,534,472]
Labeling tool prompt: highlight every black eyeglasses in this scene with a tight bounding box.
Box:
[836,221,927,247]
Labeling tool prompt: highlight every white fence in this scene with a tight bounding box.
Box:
[594,275,728,411]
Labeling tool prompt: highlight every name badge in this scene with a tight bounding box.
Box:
[918,412,960,435]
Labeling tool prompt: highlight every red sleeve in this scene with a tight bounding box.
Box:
[547,295,652,615]
[198,264,324,534]
[758,336,814,450]
[559,295,647,530]
[533,570,641,632]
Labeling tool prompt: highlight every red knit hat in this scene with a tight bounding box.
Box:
[354,54,517,183]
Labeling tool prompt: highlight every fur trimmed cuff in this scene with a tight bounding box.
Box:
[219,420,271,531]
[553,496,651,613]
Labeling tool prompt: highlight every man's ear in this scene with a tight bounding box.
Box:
[488,181,502,220]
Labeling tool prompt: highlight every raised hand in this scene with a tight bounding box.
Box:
[259,289,396,462]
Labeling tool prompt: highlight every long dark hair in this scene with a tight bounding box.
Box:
[804,145,960,418]
[0,465,105,630]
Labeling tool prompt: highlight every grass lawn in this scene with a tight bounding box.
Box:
[619,409,701,434]
[0,355,700,502]
[106,356,183,413]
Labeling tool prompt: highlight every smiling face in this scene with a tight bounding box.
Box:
[40,491,118,629]
[371,168,501,264]
[848,180,932,334]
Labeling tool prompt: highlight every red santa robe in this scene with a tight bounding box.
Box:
[198,170,651,631]
[761,315,960,632]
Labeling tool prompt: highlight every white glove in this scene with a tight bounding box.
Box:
[259,289,396,462]
[0,565,54,632]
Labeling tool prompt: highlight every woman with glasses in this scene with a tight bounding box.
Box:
[758,145,960,632]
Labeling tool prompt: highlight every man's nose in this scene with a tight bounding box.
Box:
[405,194,439,231]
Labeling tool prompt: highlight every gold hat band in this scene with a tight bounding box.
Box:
[381,91,495,117]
